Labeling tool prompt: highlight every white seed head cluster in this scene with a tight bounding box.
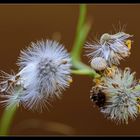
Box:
[0,40,72,112]
[85,32,132,68]
[87,28,140,125]
[91,67,140,124]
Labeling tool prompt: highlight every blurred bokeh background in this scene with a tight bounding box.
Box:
[0,4,140,136]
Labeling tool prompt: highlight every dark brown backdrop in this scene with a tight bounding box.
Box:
[0,4,140,136]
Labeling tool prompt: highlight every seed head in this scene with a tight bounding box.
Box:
[100,67,140,124]
[0,40,72,112]
[85,31,133,67]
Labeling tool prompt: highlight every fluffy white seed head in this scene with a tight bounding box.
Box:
[90,57,107,71]
[100,67,140,124]
[85,32,132,67]
[0,40,72,112]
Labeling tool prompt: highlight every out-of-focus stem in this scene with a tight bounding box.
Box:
[71,4,100,78]
[71,4,87,61]
[0,106,17,136]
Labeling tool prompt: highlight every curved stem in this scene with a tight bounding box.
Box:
[72,61,100,78]
[71,4,100,78]
[0,106,17,136]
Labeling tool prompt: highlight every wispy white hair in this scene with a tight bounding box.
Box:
[100,67,140,124]
[85,32,132,66]
[0,40,72,112]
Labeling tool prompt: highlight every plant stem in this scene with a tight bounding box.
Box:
[0,106,17,136]
[71,4,88,61]
[76,4,86,35]
[71,4,100,78]
[72,61,100,78]
[71,22,91,62]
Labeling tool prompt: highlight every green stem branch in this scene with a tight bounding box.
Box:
[72,61,100,78]
[71,4,100,78]
[0,106,17,136]
[76,4,86,34]
[71,4,88,61]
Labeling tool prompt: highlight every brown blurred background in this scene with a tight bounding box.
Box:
[0,4,140,136]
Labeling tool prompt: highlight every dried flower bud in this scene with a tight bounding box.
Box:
[90,57,107,71]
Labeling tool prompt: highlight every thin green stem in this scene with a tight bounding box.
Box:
[76,4,86,35]
[72,61,100,78]
[71,4,100,78]
[71,4,88,61]
[71,22,91,61]
[0,106,17,136]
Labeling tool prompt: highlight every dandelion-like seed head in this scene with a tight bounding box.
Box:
[0,39,72,111]
[98,67,140,124]
[85,31,133,67]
